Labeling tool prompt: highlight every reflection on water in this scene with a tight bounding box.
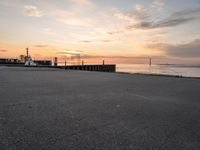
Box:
[117,64,200,78]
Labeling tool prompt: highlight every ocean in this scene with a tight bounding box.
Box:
[117,64,200,78]
[58,62,200,78]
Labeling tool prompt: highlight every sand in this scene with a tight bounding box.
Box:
[0,66,200,150]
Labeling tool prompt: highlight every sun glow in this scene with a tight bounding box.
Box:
[0,0,200,64]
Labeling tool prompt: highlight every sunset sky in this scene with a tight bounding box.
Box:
[0,0,200,64]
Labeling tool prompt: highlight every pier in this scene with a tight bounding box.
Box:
[0,63,116,72]
[61,64,116,72]
[30,64,116,72]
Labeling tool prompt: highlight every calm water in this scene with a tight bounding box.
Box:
[58,62,200,78]
[117,64,200,78]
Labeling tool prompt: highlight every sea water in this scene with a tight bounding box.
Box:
[117,64,200,78]
[58,62,200,78]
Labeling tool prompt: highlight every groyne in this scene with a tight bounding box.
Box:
[0,64,116,72]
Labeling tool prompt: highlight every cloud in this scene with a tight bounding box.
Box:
[114,4,149,22]
[69,54,147,59]
[135,4,145,13]
[56,50,83,55]
[132,7,200,30]
[78,39,112,43]
[107,30,124,35]
[149,39,200,58]
[127,17,196,30]
[72,55,157,62]
[34,45,48,48]
[0,49,8,52]
[151,0,165,12]
[78,40,93,43]
[53,9,95,27]
[70,0,93,7]
[171,7,200,17]
[109,6,200,34]
[23,5,43,17]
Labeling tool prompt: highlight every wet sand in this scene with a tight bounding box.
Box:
[0,67,200,150]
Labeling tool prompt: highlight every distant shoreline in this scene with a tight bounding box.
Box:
[157,64,200,68]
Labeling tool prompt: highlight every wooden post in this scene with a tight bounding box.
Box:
[149,58,152,66]
[54,57,58,66]
[65,60,67,69]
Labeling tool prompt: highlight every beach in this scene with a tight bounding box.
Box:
[0,66,200,149]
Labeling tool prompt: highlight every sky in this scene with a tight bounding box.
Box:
[0,0,200,64]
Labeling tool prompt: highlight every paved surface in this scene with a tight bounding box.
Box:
[0,67,200,150]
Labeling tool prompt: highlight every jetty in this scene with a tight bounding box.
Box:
[59,64,116,72]
[0,63,116,72]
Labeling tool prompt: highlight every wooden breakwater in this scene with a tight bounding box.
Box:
[0,63,116,72]
[30,64,116,72]
[60,64,116,72]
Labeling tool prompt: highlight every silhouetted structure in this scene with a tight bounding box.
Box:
[26,48,29,59]
[19,55,26,63]
[34,60,52,66]
[149,58,152,66]
[53,57,58,66]
[62,64,116,72]
[0,58,20,64]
